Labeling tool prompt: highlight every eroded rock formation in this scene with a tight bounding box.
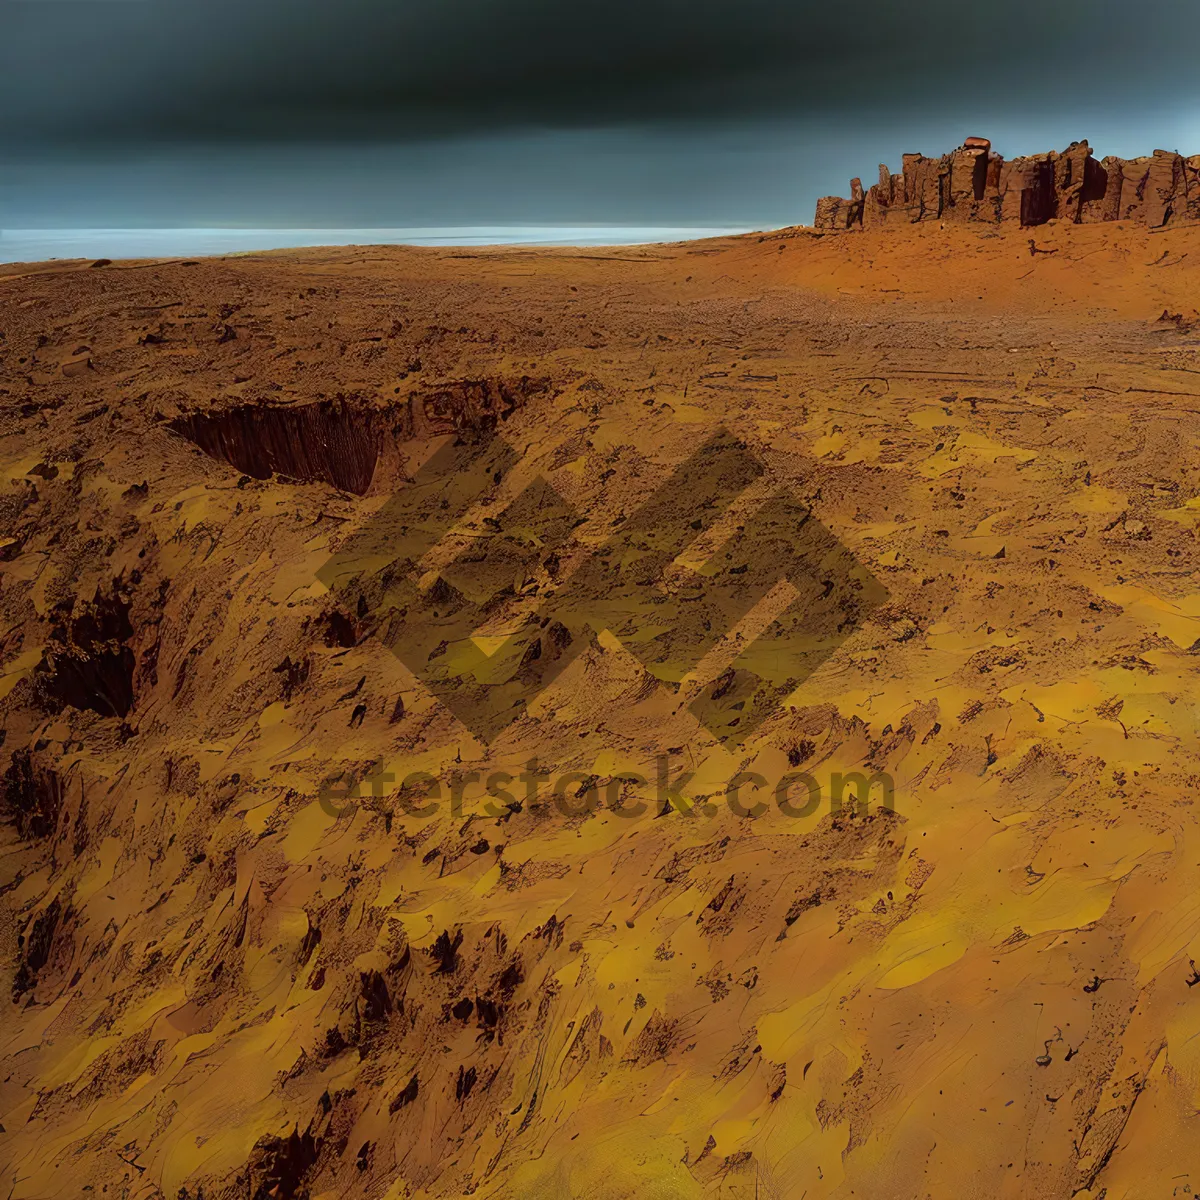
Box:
[34,583,137,718]
[814,138,1200,231]
[2,749,62,841]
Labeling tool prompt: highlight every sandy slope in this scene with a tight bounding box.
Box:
[3,222,1200,1198]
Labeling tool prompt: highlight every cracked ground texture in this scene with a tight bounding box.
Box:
[3,220,1200,1198]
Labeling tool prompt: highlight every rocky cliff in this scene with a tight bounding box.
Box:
[814,137,1200,231]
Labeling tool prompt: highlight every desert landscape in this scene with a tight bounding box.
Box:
[6,143,1200,1197]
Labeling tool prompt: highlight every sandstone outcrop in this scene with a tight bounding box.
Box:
[814,138,1200,231]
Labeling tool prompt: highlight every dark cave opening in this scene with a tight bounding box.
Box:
[1020,160,1057,227]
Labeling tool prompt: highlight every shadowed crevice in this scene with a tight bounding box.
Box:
[170,400,383,495]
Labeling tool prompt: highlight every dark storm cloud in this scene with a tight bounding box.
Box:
[2,0,1195,145]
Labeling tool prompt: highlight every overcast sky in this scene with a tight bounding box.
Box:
[3,0,1199,230]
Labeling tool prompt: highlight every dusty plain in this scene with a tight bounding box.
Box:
[4,220,1200,1198]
